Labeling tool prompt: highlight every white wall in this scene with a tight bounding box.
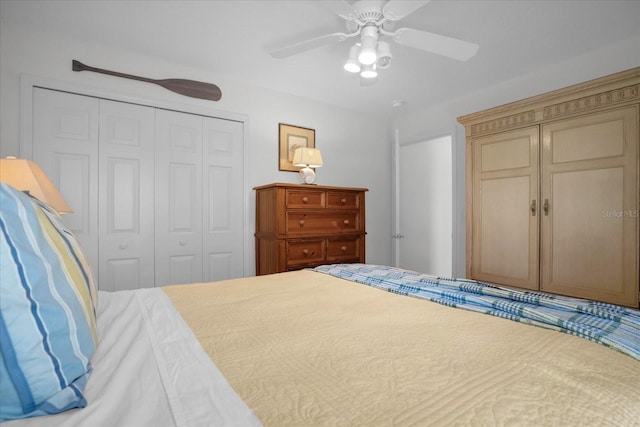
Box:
[391,35,640,278]
[3,19,638,279]
[0,22,393,273]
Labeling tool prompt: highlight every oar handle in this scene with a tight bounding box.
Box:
[72,60,154,84]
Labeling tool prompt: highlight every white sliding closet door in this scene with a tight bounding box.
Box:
[155,110,245,285]
[30,87,246,290]
[202,117,244,281]
[155,109,204,286]
[98,100,155,291]
[32,89,100,272]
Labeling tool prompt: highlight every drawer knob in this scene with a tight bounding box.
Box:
[340,198,347,205]
[343,219,350,225]
[299,220,305,227]
[179,240,187,246]
[302,197,309,203]
[302,249,309,256]
[119,242,128,250]
[341,246,347,252]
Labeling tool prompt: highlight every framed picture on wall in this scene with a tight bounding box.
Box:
[278,123,315,172]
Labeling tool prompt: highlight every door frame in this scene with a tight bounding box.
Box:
[19,73,252,277]
[392,126,462,277]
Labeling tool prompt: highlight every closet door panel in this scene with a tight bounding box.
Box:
[471,127,539,290]
[54,154,91,233]
[479,176,532,280]
[541,107,638,306]
[32,88,99,273]
[98,100,155,291]
[155,109,203,286]
[549,168,624,287]
[203,118,244,281]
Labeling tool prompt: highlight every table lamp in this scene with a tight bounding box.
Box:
[0,156,73,214]
[292,147,323,184]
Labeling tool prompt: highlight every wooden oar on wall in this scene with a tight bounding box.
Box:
[72,60,222,101]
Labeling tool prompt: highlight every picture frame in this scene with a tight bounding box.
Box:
[278,123,315,172]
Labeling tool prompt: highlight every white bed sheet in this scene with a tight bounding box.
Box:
[5,288,261,427]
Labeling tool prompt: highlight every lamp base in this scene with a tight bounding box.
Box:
[298,167,316,184]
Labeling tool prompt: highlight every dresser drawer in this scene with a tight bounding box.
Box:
[286,239,325,265]
[327,237,361,261]
[286,189,325,209]
[286,212,360,235]
[327,191,360,209]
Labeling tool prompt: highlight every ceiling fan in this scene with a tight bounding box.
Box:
[269,0,479,83]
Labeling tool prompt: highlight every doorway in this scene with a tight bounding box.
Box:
[395,135,453,277]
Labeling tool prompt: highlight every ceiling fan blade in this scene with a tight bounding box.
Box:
[382,0,432,21]
[393,28,479,61]
[269,32,353,59]
[324,0,359,22]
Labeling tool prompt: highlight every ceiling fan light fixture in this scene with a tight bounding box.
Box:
[376,40,392,69]
[344,45,361,73]
[358,45,377,65]
[360,63,378,79]
[344,59,361,73]
[358,25,378,65]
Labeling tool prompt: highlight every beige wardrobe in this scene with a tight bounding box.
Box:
[458,68,639,308]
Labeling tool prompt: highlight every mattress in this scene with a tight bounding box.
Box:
[164,268,640,426]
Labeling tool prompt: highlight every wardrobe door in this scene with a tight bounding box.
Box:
[471,127,539,290]
[32,88,100,272]
[202,117,245,281]
[98,100,155,291]
[541,107,639,307]
[155,109,204,286]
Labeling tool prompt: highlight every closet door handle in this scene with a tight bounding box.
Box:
[543,199,550,216]
[530,200,537,216]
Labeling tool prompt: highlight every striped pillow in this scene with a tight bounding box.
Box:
[0,183,99,421]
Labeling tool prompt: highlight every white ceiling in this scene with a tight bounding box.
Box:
[2,0,639,118]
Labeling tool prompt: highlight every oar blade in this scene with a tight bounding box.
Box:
[159,79,222,101]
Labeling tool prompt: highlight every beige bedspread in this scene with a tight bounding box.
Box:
[164,270,640,426]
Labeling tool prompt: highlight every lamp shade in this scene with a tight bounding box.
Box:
[344,45,361,73]
[360,63,378,79]
[0,157,73,213]
[292,148,323,184]
[292,148,323,168]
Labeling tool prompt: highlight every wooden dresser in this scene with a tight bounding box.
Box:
[254,183,367,275]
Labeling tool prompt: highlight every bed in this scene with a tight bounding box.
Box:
[2,182,640,426]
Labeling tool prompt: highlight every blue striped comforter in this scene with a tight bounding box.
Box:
[314,264,640,362]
